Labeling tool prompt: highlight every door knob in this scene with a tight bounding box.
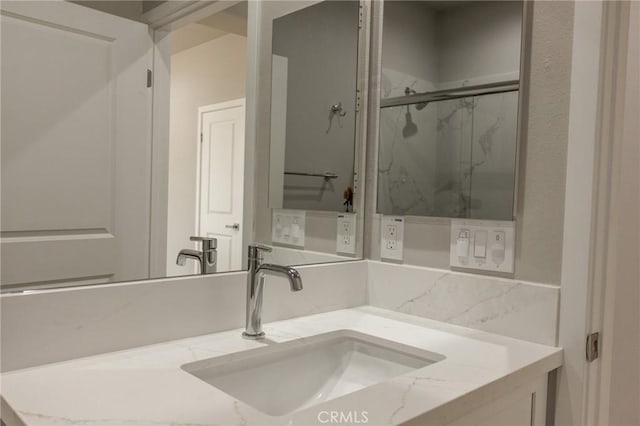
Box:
[225,223,240,230]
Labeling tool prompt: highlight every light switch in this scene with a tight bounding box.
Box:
[491,231,506,266]
[473,230,487,258]
[450,219,515,273]
[272,209,305,248]
[456,229,470,258]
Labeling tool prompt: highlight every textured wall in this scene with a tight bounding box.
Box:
[513,1,573,284]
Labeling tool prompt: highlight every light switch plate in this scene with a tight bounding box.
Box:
[450,219,515,273]
[336,213,357,254]
[380,216,404,261]
[272,209,306,248]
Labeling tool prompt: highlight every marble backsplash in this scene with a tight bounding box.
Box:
[263,245,354,266]
[1,261,368,372]
[367,261,560,346]
[2,259,559,372]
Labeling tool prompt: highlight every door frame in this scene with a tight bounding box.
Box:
[556,1,639,425]
[194,99,246,247]
[586,1,639,425]
[148,1,254,277]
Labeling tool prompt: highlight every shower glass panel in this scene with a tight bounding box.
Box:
[377,91,518,220]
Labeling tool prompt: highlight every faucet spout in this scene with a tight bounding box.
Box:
[176,249,202,267]
[176,237,217,274]
[257,264,303,292]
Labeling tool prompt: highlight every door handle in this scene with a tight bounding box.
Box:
[225,223,240,230]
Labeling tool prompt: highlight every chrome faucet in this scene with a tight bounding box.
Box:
[177,236,217,274]
[243,244,303,339]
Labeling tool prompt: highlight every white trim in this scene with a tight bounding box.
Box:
[194,99,246,238]
[353,0,372,260]
[148,29,171,279]
[584,2,625,423]
[143,1,241,31]
[555,2,606,426]
[591,1,639,424]
[242,0,260,267]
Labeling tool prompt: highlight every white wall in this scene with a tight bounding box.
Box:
[380,1,439,96]
[166,34,247,277]
[437,1,522,87]
[380,1,522,94]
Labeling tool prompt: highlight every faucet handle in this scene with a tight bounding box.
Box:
[249,243,273,256]
[251,243,273,253]
[190,236,217,250]
[247,243,272,262]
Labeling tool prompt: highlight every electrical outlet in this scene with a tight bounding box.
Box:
[380,216,404,261]
[336,213,356,254]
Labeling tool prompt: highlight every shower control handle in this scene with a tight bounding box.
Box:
[330,102,347,117]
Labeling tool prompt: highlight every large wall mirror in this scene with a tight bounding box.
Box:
[377,0,523,220]
[269,0,361,213]
[259,0,367,265]
[0,0,367,292]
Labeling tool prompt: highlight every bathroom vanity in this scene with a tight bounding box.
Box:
[1,306,560,426]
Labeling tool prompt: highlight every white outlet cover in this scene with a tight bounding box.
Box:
[336,213,357,254]
[380,216,404,261]
[450,219,515,273]
[272,209,306,248]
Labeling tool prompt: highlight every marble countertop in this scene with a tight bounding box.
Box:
[1,306,562,426]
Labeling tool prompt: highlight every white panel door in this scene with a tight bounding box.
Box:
[0,1,152,288]
[198,100,245,272]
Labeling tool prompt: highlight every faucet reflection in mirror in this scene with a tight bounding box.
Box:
[176,236,217,275]
[243,244,303,339]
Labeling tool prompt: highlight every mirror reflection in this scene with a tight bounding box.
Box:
[259,0,365,265]
[377,1,523,220]
[269,0,361,213]
[0,0,365,292]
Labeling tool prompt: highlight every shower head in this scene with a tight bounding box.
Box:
[402,105,418,138]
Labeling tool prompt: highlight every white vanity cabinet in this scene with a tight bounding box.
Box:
[442,376,549,426]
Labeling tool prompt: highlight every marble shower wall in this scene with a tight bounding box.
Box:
[378,91,518,219]
[367,261,560,346]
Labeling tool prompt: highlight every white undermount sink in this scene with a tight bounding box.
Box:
[181,330,445,416]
